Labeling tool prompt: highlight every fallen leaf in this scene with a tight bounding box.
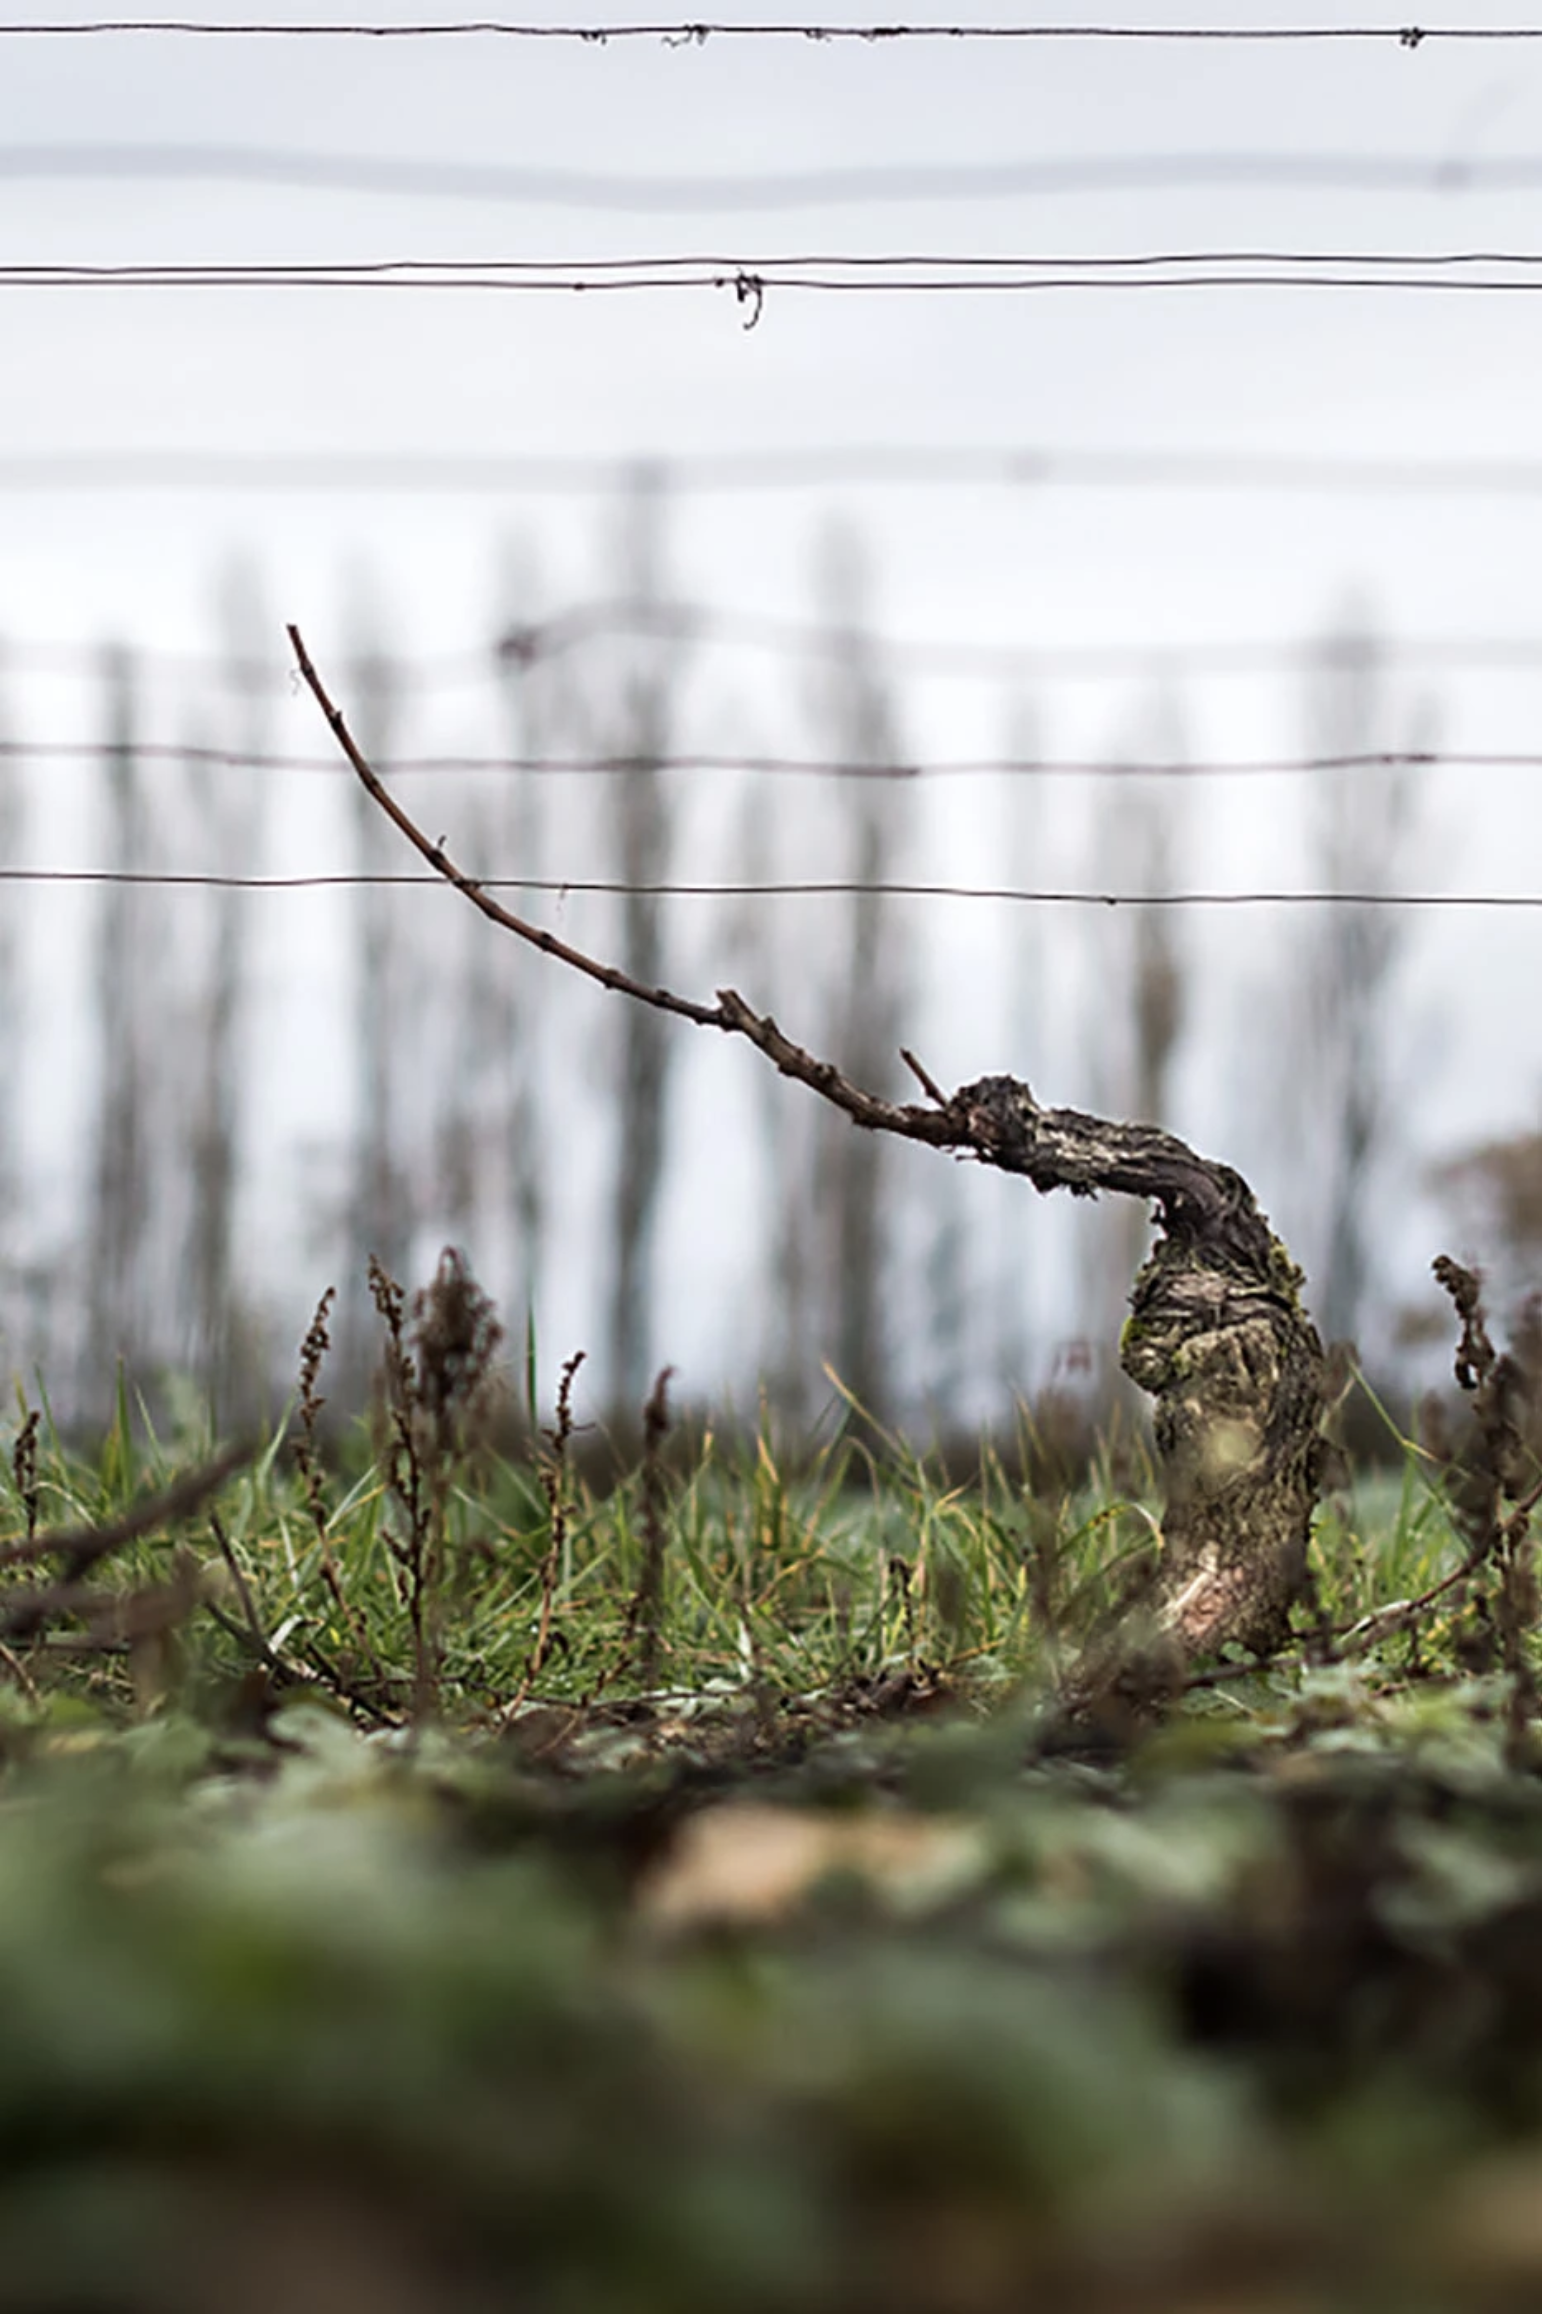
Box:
[638,1801,984,1929]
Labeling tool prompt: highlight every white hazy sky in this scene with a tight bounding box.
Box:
[5,0,1542,1396]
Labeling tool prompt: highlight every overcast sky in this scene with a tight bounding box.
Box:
[5,0,1542,1387]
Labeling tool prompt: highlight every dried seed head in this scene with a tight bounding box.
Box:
[411,1247,504,1439]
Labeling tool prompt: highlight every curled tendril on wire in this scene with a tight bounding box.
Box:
[732,270,765,329]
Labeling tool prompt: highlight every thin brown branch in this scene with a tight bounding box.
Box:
[1335,1553,1488,1657]
[289,622,723,1030]
[901,1046,949,1106]
[287,622,958,1151]
[295,1637,404,1727]
[201,1592,379,1719]
[1177,1553,1488,1688]
[209,1508,288,1671]
[203,1595,303,1681]
[289,619,1321,1275]
[711,987,957,1142]
[0,1455,250,1649]
[288,623,1288,1214]
[0,1637,40,1704]
[1181,1513,1532,1686]
[1,1558,198,1647]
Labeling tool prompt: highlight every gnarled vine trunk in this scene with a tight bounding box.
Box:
[953,1078,1325,1660]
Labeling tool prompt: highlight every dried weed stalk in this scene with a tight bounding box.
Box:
[1432,1255,1542,1762]
[509,1348,585,1715]
[623,1364,675,1691]
[372,1248,504,1722]
[0,1412,43,1698]
[11,1409,40,1544]
[290,1284,377,1675]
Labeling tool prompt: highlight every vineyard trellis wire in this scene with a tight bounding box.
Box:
[14,445,1542,495]
[12,617,1542,685]
[0,868,1535,910]
[2,17,1540,44]
[17,254,1542,299]
[5,739,1542,781]
[16,143,1542,207]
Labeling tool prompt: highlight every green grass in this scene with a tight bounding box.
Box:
[6,1353,1542,2311]
[0,1349,1492,1742]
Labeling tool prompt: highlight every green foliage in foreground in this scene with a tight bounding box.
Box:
[8,1358,1542,2309]
[8,1692,1542,2311]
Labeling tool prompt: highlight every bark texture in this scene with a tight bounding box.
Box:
[954,1076,1326,1658]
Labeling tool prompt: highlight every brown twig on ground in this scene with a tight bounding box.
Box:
[205,1506,320,1702]
[202,1595,302,1683]
[0,1637,40,1704]
[0,1442,252,1582]
[205,1525,400,1725]
[289,624,1327,1687]
[199,1582,394,1723]
[8,1557,204,1671]
[210,1508,267,1657]
[0,1445,252,1648]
